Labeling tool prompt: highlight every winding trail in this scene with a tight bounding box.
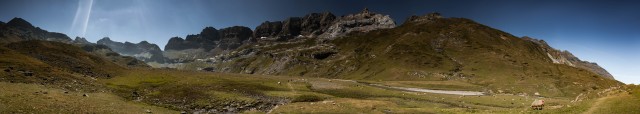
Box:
[367,83,485,96]
[583,94,614,114]
[333,79,485,96]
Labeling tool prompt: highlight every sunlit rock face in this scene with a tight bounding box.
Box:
[320,8,396,39]
[253,9,395,41]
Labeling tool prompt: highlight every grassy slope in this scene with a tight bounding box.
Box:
[588,85,640,114]
[0,41,174,113]
[0,82,177,113]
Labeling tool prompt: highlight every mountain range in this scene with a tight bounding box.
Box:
[0,8,629,113]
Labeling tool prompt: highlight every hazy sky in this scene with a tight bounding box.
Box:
[0,0,638,84]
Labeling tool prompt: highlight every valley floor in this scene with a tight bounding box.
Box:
[1,69,638,113]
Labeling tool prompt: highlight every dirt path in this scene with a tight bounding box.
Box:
[583,94,615,114]
[334,79,485,96]
[367,83,484,96]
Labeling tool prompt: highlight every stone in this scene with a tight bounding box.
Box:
[23,71,33,76]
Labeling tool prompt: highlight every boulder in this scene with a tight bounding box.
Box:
[531,99,544,110]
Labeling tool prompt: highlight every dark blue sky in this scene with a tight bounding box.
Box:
[1,0,638,84]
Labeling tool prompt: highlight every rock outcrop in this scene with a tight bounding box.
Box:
[253,21,283,39]
[97,37,166,63]
[319,8,396,39]
[522,36,615,79]
[72,37,92,45]
[301,12,337,36]
[253,12,336,41]
[163,26,254,62]
[404,12,443,24]
[217,26,253,50]
[252,9,395,40]
[165,26,253,52]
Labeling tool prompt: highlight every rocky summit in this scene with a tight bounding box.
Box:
[0,17,72,43]
[320,8,396,39]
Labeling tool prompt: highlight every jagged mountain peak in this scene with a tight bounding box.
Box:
[7,17,34,29]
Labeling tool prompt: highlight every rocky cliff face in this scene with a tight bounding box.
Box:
[253,12,336,41]
[165,26,253,51]
[216,26,253,51]
[252,9,394,41]
[253,21,283,39]
[0,18,72,43]
[163,26,254,62]
[319,8,396,39]
[522,37,615,79]
[301,12,337,36]
[165,27,219,51]
[97,37,166,63]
